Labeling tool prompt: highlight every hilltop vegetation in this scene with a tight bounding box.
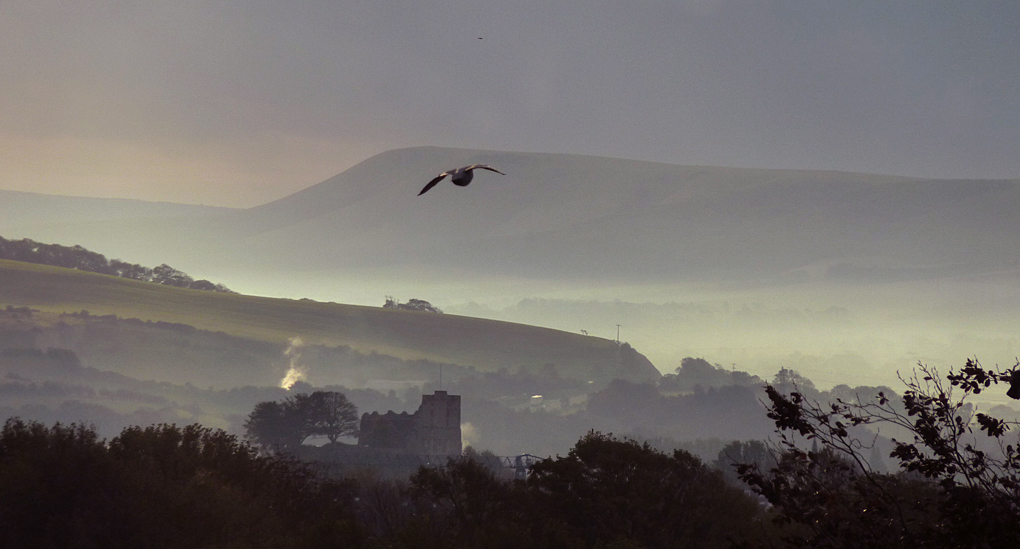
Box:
[0,235,233,292]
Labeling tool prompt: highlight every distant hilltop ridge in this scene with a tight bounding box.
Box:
[2,146,1018,286]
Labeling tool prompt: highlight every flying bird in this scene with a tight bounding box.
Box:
[418,164,506,196]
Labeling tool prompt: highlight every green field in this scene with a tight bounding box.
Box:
[0,259,659,382]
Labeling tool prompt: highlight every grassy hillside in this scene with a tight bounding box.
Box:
[0,259,659,383]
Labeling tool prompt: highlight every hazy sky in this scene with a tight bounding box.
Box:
[2,0,1018,207]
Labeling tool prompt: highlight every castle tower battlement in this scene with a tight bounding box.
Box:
[358,390,462,456]
[415,390,461,456]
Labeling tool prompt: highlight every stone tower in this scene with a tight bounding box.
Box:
[358,390,462,456]
[412,390,462,456]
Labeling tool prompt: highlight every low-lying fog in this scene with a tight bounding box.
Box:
[4,147,1019,411]
[213,265,1020,405]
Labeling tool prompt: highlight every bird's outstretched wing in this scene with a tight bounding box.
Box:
[467,164,506,175]
[418,172,449,195]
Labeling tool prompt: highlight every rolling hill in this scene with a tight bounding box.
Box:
[234,146,1020,281]
[4,147,1019,387]
[3,146,1018,291]
[0,259,659,386]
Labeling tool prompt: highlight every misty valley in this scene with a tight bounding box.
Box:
[2,148,1020,547]
[0,296,774,459]
[7,0,1020,542]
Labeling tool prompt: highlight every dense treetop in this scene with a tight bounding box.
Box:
[383,296,443,313]
[0,419,358,548]
[0,235,233,292]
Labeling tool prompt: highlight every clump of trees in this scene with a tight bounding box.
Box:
[364,432,766,547]
[244,391,360,453]
[383,296,443,313]
[658,356,764,391]
[738,359,1020,547]
[0,419,768,547]
[0,235,233,292]
[0,419,360,548]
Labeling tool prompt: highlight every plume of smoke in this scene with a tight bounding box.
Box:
[461,421,479,451]
[279,336,307,390]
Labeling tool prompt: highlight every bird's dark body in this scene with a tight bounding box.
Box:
[418,164,505,195]
[451,170,473,186]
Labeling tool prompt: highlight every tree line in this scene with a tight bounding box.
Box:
[5,360,1020,546]
[0,235,233,292]
[241,360,1020,547]
[0,418,763,548]
[0,419,358,548]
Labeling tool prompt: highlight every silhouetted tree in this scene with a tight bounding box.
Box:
[409,456,528,546]
[0,236,233,292]
[394,431,765,547]
[301,391,360,443]
[659,357,764,391]
[151,263,193,288]
[528,432,763,548]
[739,359,1020,547]
[244,391,359,452]
[382,296,443,313]
[402,298,442,313]
[244,400,306,453]
[187,279,219,291]
[0,419,362,547]
[772,367,820,399]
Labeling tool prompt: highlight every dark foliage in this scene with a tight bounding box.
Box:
[0,418,361,548]
[385,432,765,548]
[527,432,763,548]
[0,235,233,292]
[245,391,360,453]
[383,296,443,313]
[244,400,308,453]
[303,390,361,443]
[659,357,765,391]
[407,456,532,547]
[738,359,1020,548]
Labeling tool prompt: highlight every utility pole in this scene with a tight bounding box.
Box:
[616,324,621,344]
